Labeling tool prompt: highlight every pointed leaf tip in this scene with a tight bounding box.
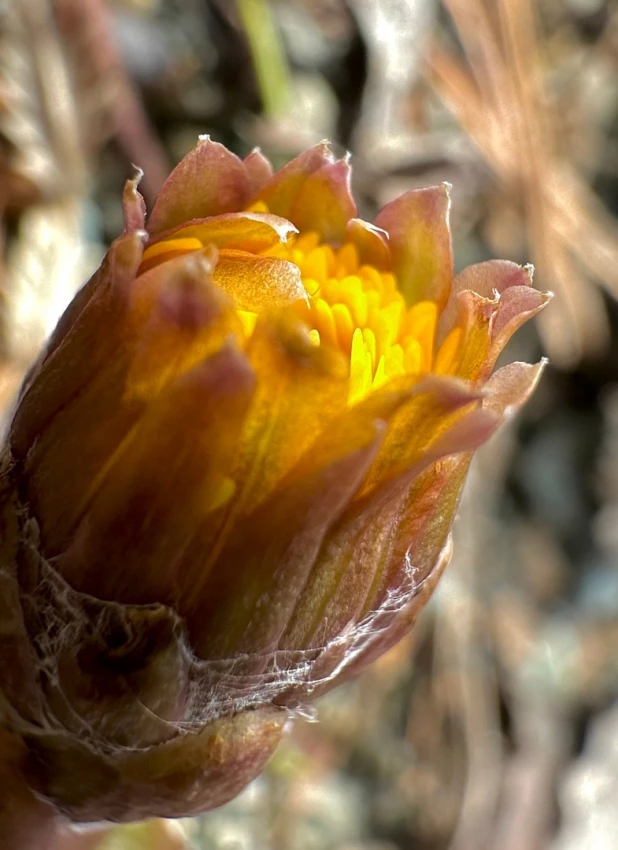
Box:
[147,139,252,235]
[290,157,357,242]
[375,184,453,309]
[123,169,147,232]
[253,141,336,218]
[244,148,274,193]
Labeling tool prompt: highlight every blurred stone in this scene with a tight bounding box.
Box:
[551,701,618,850]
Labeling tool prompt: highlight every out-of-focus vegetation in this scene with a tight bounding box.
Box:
[2,1,618,848]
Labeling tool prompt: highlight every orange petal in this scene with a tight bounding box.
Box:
[302,472,458,694]
[446,268,551,383]
[375,183,453,308]
[172,313,350,607]
[57,346,255,607]
[271,383,433,650]
[278,366,545,689]
[43,229,147,368]
[188,415,386,660]
[252,141,334,218]
[289,157,357,243]
[127,252,244,400]
[212,249,307,310]
[454,258,536,299]
[491,286,551,355]
[345,218,391,270]
[147,137,252,235]
[439,260,545,341]
[122,168,147,232]
[363,362,546,614]
[365,361,546,614]
[362,373,484,491]
[481,359,547,417]
[279,394,498,654]
[232,312,349,509]
[24,251,241,556]
[137,237,204,274]
[278,473,449,657]
[146,211,297,254]
[10,231,147,459]
[445,290,494,382]
[244,148,274,193]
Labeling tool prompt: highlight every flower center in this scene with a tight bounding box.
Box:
[265,232,435,404]
[140,215,462,405]
[251,221,462,404]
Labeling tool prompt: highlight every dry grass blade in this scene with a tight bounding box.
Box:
[426,0,618,366]
[496,0,608,364]
[0,0,88,199]
[52,0,170,202]
[0,0,113,371]
[0,0,169,373]
[5,199,102,369]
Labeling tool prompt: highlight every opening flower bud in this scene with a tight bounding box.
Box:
[0,138,550,825]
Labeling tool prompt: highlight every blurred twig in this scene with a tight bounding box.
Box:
[426,0,618,366]
[52,0,170,202]
[0,0,88,200]
[0,0,171,376]
[236,0,292,119]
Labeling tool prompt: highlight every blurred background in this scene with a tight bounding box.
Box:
[2,0,618,848]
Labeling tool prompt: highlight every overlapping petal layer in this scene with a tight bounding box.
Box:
[0,137,550,824]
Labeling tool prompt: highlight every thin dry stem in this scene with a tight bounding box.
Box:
[426,0,618,365]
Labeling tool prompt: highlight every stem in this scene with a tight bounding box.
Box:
[236,0,292,118]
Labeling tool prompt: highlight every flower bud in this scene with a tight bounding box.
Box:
[0,138,549,825]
